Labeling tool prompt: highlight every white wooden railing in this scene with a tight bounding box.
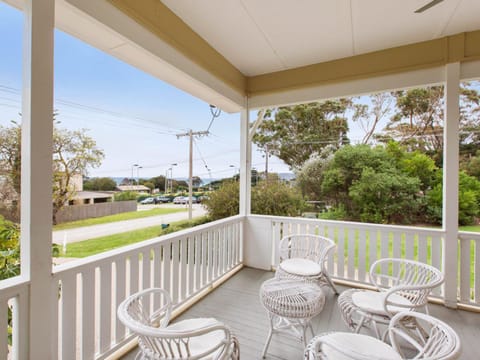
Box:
[267,216,445,298]
[458,231,480,306]
[3,214,480,359]
[51,215,243,359]
[245,215,480,307]
[0,277,29,360]
[245,215,446,299]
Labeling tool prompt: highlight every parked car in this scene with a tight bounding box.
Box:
[154,196,171,204]
[173,196,197,204]
[196,195,209,203]
[140,197,155,204]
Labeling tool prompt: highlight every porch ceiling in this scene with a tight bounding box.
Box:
[161,0,480,77]
[5,0,480,111]
[105,0,480,109]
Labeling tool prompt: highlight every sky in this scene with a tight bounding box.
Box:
[0,2,299,182]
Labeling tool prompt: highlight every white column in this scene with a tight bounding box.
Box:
[239,101,251,216]
[443,62,460,308]
[21,0,55,357]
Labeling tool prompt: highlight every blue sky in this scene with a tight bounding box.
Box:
[0,2,292,181]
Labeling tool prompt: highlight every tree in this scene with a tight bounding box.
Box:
[382,87,444,158]
[385,141,438,193]
[349,167,421,224]
[52,127,104,224]
[252,100,351,169]
[0,123,21,221]
[0,120,104,224]
[352,93,393,144]
[377,83,480,164]
[318,144,427,224]
[321,145,392,210]
[426,171,480,225]
[150,175,167,192]
[83,177,117,191]
[192,176,202,187]
[295,145,335,200]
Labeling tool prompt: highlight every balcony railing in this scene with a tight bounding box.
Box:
[2,214,479,359]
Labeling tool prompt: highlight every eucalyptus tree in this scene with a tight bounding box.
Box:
[252,100,351,169]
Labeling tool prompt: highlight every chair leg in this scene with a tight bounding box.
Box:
[308,322,315,338]
[262,318,274,358]
[323,273,339,295]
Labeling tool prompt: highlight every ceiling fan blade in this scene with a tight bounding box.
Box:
[415,0,444,13]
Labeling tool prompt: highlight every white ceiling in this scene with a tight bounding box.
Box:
[161,0,480,76]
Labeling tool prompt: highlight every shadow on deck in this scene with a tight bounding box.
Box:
[121,267,480,359]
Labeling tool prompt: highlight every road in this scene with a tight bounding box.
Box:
[52,204,207,244]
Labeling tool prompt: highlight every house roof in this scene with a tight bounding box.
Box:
[116,185,150,192]
[73,191,114,200]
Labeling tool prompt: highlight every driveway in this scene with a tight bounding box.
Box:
[52,204,207,244]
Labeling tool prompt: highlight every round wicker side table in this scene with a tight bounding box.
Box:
[260,278,325,358]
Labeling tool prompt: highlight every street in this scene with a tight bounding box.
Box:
[52,204,207,244]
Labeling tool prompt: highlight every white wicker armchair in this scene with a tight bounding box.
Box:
[338,258,444,339]
[305,311,461,360]
[276,234,338,294]
[117,288,240,360]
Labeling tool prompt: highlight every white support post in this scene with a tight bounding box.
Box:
[21,0,55,358]
[443,62,460,308]
[239,101,251,216]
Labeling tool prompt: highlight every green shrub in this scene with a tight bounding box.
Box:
[203,180,305,221]
[252,180,305,217]
[318,206,347,220]
[203,181,239,220]
[426,171,480,225]
[114,191,137,201]
[0,216,20,280]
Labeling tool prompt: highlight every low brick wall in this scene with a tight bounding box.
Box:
[56,201,137,223]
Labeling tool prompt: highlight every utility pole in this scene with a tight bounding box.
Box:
[177,130,208,219]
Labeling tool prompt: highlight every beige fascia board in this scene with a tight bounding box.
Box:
[247,30,480,97]
[107,0,246,95]
[248,66,446,110]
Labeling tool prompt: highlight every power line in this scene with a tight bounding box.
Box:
[0,84,183,134]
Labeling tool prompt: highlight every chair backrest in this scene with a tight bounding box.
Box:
[369,258,444,308]
[117,288,237,359]
[388,311,461,360]
[279,234,336,264]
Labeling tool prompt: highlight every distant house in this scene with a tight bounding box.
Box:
[67,174,114,205]
[116,185,151,193]
[69,191,114,205]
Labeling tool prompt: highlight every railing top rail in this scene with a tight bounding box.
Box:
[53,214,245,276]
[0,275,29,299]
[458,231,480,240]
[249,214,445,235]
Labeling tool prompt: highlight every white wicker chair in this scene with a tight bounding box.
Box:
[117,288,240,360]
[338,258,444,339]
[305,311,461,360]
[276,234,338,294]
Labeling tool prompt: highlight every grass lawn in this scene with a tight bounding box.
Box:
[53,207,186,231]
[59,217,208,258]
[459,225,480,232]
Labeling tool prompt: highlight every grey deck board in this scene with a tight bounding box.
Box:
[121,267,480,359]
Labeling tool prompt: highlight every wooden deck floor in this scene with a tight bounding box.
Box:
[121,267,480,359]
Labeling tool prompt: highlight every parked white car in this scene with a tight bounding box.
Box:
[173,196,197,204]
